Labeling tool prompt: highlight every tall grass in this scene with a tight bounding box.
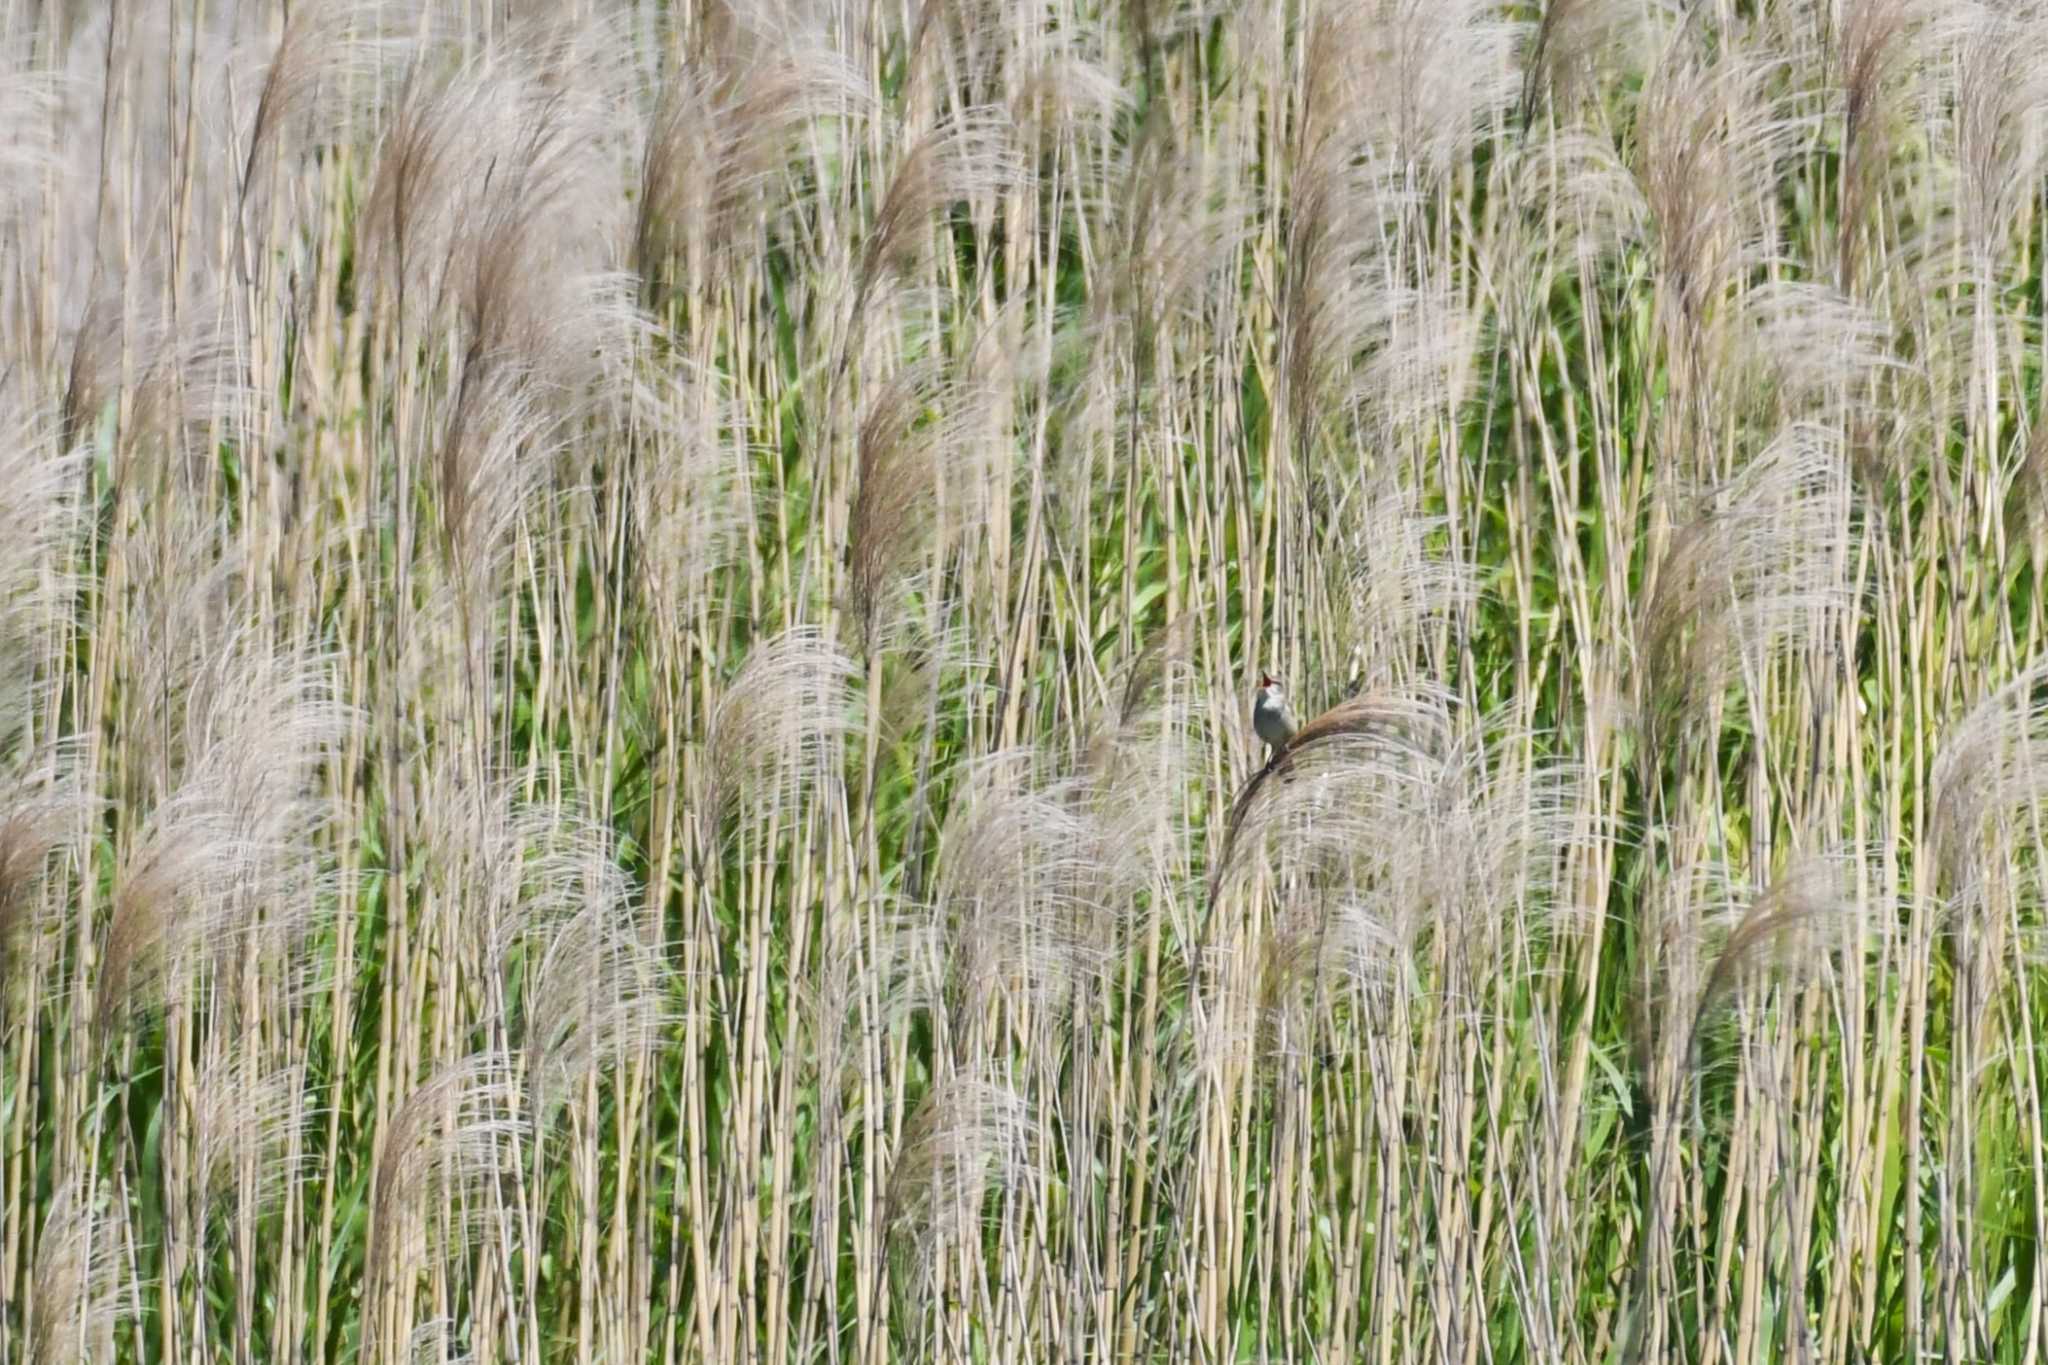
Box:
[3,0,2048,1361]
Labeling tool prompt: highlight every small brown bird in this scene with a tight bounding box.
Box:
[1252,672,1299,752]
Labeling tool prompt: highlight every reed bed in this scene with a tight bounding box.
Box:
[2,0,2047,1360]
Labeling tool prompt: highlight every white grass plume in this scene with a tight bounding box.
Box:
[191,1053,308,1220]
[29,1176,136,1365]
[99,638,347,1027]
[1931,652,2048,907]
[1637,424,1855,736]
[519,840,669,1122]
[1833,0,1965,292]
[62,288,253,481]
[1211,688,1457,904]
[635,16,870,289]
[1093,113,1247,396]
[1301,0,1521,184]
[1485,130,1645,339]
[1079,616,1204,900]
[0,749,89,999]
[0,407,84,737]
[1950,5,2048,269]
[850,108,1029,332]
[366,1051,525,1342]
[1633,41,1812,396]
[933,749,1110,1016]
[633,367,754,645]
[1009,37,1129,160]
[1523,0,1676,123]
[703,626,859,834]
[419,770,611,995]
[405,51,653,600]
[1325,477,1477,693]
[1730,280,1894,421]
[1258,718,1582,1016]
[846,345,1011,653]
[1680,852,1868,1071]
[884,1068,1037,1294]
[235,0,412,211]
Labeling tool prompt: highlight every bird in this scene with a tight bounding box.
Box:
[1252,672,1299,753]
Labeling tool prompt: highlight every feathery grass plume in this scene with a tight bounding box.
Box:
[1259,720,1580,1019]
[430,361,565,611]
[407,52,649,597]
[1353,275,1483,452]
[60,287,253,479]
[634,12,869,297]
[1279,5,1503,463]
[98,638,345,1029]
[364,35,641,365]
[0,750,91,1007]
[1679,853,1866,1073]
[1324,477,1477,693]
[848,108,1027,339]
[360,59,505,325]
[96,782,240,1029]
[1092,110,1246,403]
[1930,653,2048,905]
[1079,617,1202,889]
[1276,143,1415,464]
[1728,280,1893,422]
[1007,34,1127,164]
[233,0,410,213]
[1281,0,1518,444]
[703,626,859,836]
[633,366,753,644]
[519,843,668,1123]
[409,764,630,1002]
[847,360,946,652]
[933,749,1110,1018]
[1302,0,1520,183]
[1633,39,1810,414]
[1399,726,1585,949]
[1521,0,1672,125]
[1210,689,1456,903]
[1485,128,1645,334]
[1951,5,2048,270]
[1621,851,1870,1363]
[190,1053,307,1220]
[1637,424,1854,740]
[1833,0,1959,293]
[29,1177,136,1365]
[883,1069,1037,1299]
[0,405,83,708]
[845,351,1008,654]
[366,1051,524,1349]
[172,639,347,943]
[898,0,1023,115]
[115,534,249,794]
[1266,887,1412,1032]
